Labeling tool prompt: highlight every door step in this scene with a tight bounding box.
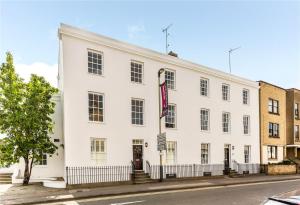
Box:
[133,170,153,184]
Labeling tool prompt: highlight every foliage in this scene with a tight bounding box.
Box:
[0,52,58,184]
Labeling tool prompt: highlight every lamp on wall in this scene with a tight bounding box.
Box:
[145,142,148,148]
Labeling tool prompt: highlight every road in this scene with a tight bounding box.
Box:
[49,179,300,205]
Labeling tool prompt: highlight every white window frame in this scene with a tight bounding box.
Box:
[243,89,249,105]
[201,143,210,164]
[166,141,177,165]
[295,125,300,141]
[222,112,231,133]
[244,145,251,163]
[88,92,104,123]
[87,49,103,76]
[222,83,230,101]
[35,153,47,166]
[165,104,176,129]
[267,146,277,159]
[91,138,107,165]
[131,98,144,126]
[243,115,250,135]
[130,60,144,84]
[200,108,210,131]
[165,69,176,90]
[200,78,209,97]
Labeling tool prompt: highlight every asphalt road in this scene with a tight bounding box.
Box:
[51,179,300,205]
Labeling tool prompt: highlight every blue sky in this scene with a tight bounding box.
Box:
[0,1,299,88]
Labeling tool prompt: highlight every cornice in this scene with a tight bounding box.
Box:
[59,23,259,89]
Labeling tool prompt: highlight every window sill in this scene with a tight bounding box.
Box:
[268,112,280,116]
[130,81,145,86]
[88,72,105,78]
[165,127,177,130]
[200,130,210,133]
[131,124,145,127]
[269,136,280,139]
[88,121,105,125]
[34,165,48,168]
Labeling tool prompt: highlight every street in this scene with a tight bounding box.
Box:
[48,179,300,205]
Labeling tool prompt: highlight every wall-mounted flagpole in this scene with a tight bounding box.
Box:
[158,68,166,182]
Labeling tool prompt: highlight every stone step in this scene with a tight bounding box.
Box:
[0,175,12,179]
[134,179,153,184]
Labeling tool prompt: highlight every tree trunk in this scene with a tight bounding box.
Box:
[23,158,30,185]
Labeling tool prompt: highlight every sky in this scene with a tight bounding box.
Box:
[0,1,299,88]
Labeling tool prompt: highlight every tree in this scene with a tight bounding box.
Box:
[0,52,58,185]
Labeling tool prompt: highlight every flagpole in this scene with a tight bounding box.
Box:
[158,68,164,182]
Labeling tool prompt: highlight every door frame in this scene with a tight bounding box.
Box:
[224,144,231,174]
[132,139,144,170]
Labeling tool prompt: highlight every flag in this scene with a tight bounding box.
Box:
[160,82,168,118]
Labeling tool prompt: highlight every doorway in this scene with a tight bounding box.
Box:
[132,139,143,170]
[224,144,231,174]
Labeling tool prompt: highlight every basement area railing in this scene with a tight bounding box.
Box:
[66,166,132,185]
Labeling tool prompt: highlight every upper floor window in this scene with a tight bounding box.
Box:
[88,92,104,122]
[222,112,231,133]
[269,122,279,138]
[295,103,299,119]
[200,78,209,97]
[267,146,277,159]
[243,89,249,105]
[268,98,279,114]
[201,143,209,164]
[131,99,144,125]
[165,70,175,90]
[200,108,210,131]
[244,145,251,163]
[88,50,103,75]
[166,141,177,165]
[222,84,230,101]
[165,104,176,128]
[295,125,300,142]
[131,61,143,83]
[243,115,250,135]
[91,138,106,165]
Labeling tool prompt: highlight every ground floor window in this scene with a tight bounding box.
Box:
[35,153,47,166]
[201,143,209,164]
[267,146,277,159]
[244,145,251,163]
[166,141,177,165]
[91,138,107,165]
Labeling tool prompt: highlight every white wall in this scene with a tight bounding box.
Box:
[59,24,260,171]
[17,95,64,179]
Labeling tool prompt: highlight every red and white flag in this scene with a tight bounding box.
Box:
[160,82,168,118]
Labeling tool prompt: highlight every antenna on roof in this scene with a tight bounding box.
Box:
[228,46,241,73]
[162,24,173,54]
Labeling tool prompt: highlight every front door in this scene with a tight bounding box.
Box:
[133,145,143,170]
[224,144,230,174]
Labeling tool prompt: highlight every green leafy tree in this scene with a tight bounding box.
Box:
[0,52,58,185]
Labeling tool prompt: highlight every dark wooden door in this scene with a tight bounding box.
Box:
[133,145,143,170]
[224,147,230,174]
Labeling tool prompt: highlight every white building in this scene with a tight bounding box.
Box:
[16,24,260,184]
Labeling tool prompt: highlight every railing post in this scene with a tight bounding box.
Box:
[66,166,69,185]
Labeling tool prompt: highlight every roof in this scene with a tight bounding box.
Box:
[258,80,287,91]
[58,23,259,89]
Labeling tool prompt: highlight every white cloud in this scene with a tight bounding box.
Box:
[15,63,58,87]
[127,24,146,39]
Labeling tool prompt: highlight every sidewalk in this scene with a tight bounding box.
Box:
[1,174,300,205]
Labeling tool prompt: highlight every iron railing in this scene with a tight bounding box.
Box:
[236,163,260,174]
[148,164,224,179]
[66,166,132,185]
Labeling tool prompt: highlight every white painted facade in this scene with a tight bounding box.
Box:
[58,24,260,173]
[13,24,261,182]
